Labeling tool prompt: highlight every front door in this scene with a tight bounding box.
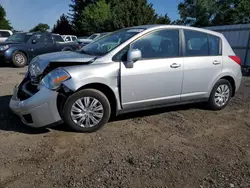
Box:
[181,30,223,101]
[29,33,48,59]
[120,29,184,110]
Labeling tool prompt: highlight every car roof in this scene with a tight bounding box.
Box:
[128,24,223,37]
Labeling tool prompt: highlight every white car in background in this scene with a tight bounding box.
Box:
[62,35,78,43]
[0,30,13,44]
[78,32,111,46]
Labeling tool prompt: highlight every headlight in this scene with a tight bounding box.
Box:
[0,45,9,51]
[29,58,41,77]
[40,68,71,90]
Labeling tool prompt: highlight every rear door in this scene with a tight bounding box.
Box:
[181,29,222,101]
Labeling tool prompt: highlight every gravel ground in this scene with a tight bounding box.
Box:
[0,67,250,188]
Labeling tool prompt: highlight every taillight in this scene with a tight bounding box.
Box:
[229,56,241,66]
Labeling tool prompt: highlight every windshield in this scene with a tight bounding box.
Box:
[6,33,33,43]
[80,28,145,56]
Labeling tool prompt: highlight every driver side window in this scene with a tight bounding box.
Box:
[131,29,179,59]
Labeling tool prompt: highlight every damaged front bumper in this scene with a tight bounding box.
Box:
[9,75,62,128]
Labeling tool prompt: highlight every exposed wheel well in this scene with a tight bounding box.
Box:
[220,76,236,97]
[77,83,117,116]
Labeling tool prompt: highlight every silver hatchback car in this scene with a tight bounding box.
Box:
[10,25,242,132]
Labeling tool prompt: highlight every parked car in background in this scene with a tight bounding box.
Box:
[0,31,80,67]
[0,30,13,44]
[9,25,242,133]
[62,35,78,43]
[78,32,111,46]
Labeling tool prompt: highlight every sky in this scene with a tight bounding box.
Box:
[0,0,180,31]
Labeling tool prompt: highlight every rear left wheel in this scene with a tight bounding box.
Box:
[207,79,233,110]
[62,89,111,133]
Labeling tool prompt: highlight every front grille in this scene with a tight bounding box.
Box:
[17,75,39,100]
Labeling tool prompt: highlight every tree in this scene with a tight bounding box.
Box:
[69,0,97,35]
[108,0,157,30]
[212,0,250,25]
[30,23,50,32]
[156,14,171,24]
[69,0,160,35]
[178,0,216,27]
[178,0,250,27]
[52,14,74,34]
[0,5,12,30]
[77,0,112,34]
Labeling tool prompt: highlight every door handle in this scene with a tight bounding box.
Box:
[213,60,221,65]
[170,63,181,68]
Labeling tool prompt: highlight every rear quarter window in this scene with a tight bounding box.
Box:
[208,34,221,56]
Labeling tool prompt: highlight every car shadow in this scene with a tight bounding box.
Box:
[0,95,207,134]
[52,102,207,133]
[0,95,50,134]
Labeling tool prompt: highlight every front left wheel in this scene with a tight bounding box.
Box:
[62,89,111,133]
[12,51,27,68]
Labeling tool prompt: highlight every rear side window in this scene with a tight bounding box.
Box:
[184,30,209,56]
[72,36,77,41]
[53,35,64,42]
[209,34,221,56]
[0,31,11,37]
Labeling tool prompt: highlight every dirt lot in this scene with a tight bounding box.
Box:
[0,67,250,188]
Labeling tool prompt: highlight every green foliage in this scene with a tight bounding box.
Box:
[70,0,165,35]
[0,5,12,30]
[178,0,250,27]
[212,0,250,25]
[69,0,97,35]
[156,14,171,24]
[30,23,50,32]
[77,0,112,34]
[52,14,74,35]
[108,0,157,29]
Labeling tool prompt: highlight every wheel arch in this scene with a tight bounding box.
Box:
[219,76,236,97]
[13,49,29,62]
[76,83,118,116]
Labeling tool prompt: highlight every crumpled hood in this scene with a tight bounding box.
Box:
[31,51,97,74]
[29,51,97,75]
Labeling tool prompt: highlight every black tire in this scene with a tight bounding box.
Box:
[207,79,233,110]
[12,51,27,68]
[63,89,111,133]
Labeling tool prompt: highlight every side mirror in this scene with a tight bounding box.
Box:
[126,49,142,68]
[32,39,36,44]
